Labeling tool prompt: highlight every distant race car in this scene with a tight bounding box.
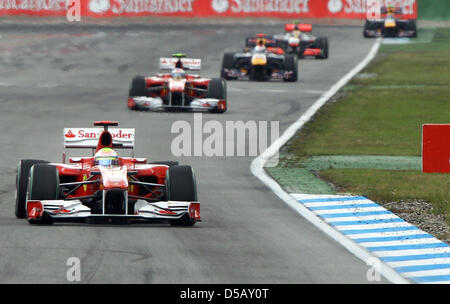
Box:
[128,54,227,113]
[274,23,329,59]
[221,34,298,82]
[363,6,417,38]
[15,121,201,226]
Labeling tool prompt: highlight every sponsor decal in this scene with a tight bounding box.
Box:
[66,129,134,139]
[327,0,342,14]
[211,0,228,13]
[65,130,76,138]
[0,0,69,11]
[107,0,195,14]
[0,0,416,18]
[229,0,310,14]
[88,0,110,13]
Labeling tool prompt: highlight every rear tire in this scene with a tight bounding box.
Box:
[15,159,48,219]
[166,165,198,226]
[27,164,60,224]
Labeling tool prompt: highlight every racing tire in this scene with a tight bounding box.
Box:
[363,20,377,38]
[15,159,49,219]
[315,37,329,59]
[221,53,237,80]
[128,75,147,97]
[27,164,60,224]
[407,19,417,38]
[166,165,198,226]
[282,55,298,82]
[207,78,227,113]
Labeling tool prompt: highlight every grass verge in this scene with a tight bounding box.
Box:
[267,28,450,240]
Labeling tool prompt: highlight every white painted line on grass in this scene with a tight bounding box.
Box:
[249,38,413,284]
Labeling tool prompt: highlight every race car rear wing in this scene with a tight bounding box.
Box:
[159,57,201,71]
[380,6,403,15]
[63,127,135,149]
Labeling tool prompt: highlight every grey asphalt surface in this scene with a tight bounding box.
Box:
[0,22,388,283]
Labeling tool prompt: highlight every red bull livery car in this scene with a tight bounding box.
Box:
[15,121,201,226]
[127,54,227,113]
[363,6,417,38]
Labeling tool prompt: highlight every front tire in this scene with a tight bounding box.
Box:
[282,55,298,82]
[221,53,236,80]
[315,37,329,59]
[27,164,60,224]
[207,78,227,113]
[166,165,198,226]
[15,159,48,219]
[128,75,147,97]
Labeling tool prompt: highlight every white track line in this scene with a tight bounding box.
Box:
[249,38,412,284]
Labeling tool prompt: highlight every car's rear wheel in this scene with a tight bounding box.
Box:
[166,165,198,226]
[15,159,49,219]
[27,164,60,224]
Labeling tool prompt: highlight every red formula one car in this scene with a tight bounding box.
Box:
[127,54,227,113]
[15,121,200,226]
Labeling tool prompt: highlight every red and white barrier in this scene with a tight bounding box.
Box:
[0,0,417,19]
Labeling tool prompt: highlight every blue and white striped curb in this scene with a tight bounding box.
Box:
[291,194,450,284]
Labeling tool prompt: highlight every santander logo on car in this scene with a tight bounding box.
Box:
[65,130,76,138]
[65,129,133,139]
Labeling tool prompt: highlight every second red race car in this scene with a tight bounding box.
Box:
[127,54,227,113]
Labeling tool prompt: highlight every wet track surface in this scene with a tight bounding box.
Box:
[0,23,387,283]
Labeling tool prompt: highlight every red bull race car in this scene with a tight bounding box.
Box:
[15,121,201,226]
[363,6,417,38]
[274,23,329,59]
[127,54,227,113]
[221,34,298,82]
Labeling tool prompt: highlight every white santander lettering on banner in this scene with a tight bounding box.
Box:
[0,0,69,10]
[231,0,309,14]
[343,0,415,14]
[111,0,194,14]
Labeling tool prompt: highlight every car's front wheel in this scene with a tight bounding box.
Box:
[166,165,198,226]
[15,159,49,219]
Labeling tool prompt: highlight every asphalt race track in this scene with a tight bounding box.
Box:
[0,22,388,283]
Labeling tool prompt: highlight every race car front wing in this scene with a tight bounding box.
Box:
[128,96,226,112]
[26,199,201,224]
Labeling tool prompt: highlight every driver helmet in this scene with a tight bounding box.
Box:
[94,147,119,166]
[387,5,395,14]
[171,68,185,80]
[254,45,266,54]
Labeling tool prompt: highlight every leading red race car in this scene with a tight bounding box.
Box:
[127,54,227,113]
[15,121,201,226]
